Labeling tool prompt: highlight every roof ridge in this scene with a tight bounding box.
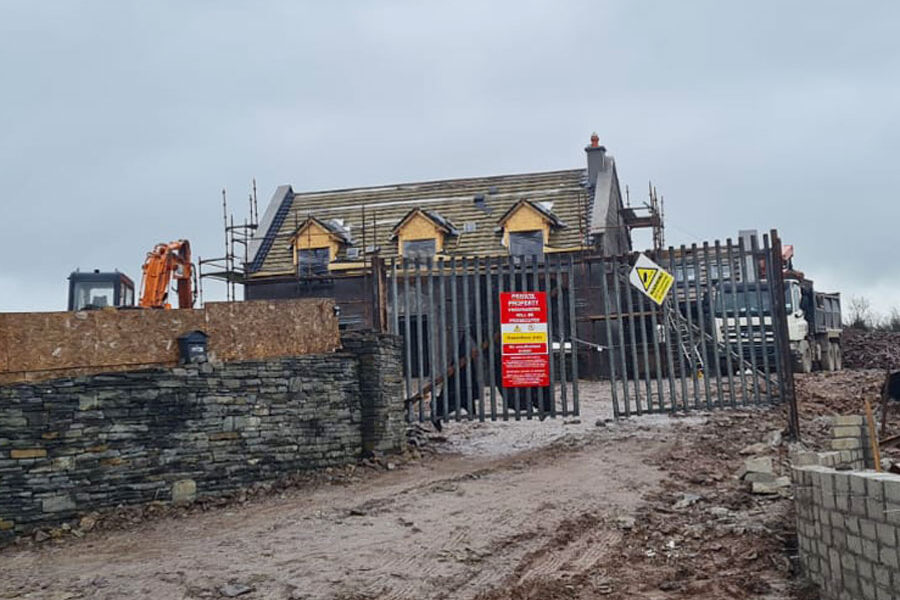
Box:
[289,168,585,198]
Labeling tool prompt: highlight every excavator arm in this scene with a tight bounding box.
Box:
[138,240,195,309]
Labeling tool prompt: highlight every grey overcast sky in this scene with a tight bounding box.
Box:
[1,1,897,314]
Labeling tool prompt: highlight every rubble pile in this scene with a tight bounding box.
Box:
[841,328,900,370]
[602,412,804,599]
[793,369,885,417]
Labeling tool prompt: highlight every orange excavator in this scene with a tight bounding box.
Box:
[138,240,196,309]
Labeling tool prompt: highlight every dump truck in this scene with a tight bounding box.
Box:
[710,275,842,373]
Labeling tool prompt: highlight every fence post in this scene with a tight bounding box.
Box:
[770,229,800,441]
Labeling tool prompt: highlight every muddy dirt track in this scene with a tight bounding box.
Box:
[1,380,821,600]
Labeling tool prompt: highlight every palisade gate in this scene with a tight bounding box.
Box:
[385,230,796,431]
[388,255,579,423]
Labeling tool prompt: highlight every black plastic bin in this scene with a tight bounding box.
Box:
[177,330,209,364]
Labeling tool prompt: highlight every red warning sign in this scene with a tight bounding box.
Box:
[500,291,550,388]
[502,354,550,388]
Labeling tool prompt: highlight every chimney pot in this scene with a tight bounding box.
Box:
[584,133,607,187]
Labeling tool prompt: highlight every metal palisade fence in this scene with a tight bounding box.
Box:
[386,230,796,432]
[388,255,580,423]
[576,231,794,420]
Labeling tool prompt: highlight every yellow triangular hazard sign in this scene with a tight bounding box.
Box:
[636,267,657,291]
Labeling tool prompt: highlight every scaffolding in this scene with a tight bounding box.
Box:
[198,180,259,304]
[623,182,665,252]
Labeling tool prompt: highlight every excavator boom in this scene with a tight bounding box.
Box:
[138,240,195,309]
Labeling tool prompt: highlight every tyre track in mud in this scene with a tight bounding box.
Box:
[1,420,666,600]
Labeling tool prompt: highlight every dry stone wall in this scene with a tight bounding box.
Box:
[0,331,404,545]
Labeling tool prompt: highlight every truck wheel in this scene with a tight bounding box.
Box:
[792,341,813,374]
[821,341,835,371]
[832,342,842,371]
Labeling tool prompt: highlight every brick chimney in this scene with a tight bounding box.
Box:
[585,132,607,187]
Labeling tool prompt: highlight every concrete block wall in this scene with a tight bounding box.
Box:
[794,416,872,471]
[793,416,899,599]
[794,467,900,599]
[0,332,405,545]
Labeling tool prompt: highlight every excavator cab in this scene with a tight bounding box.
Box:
[67,270,135,311]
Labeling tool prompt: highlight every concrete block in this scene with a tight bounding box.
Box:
[793,451,821,467]
[851,473,869,496]
[834,471,852,495]
[835,491,850,511]
[860,519,878,541]
[834,426,864,438]
[857,556,874,582]
[742,456,774,477]
[831,512,846,530]
[873,564,891,588]
[829,548,843,577]
[833,415,864,426]
[844,568,861,593]
[867,498,886,521]
[861,472,891,500]
[861,538,880,563]
[833,438,862,451]
[879,546,899,569]
[746,471,777,483]
[885,504,900,526]
[875,586,894,600]
[884,477,900,504]
[875,522,896,547]
[852,496,869,517]
[847,534,863,555]
[860,578,876,600]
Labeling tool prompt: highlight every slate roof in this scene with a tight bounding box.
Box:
[250,169,592,275]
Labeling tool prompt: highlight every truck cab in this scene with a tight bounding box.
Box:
[709,277,841,373]
[784,276,842,372]
[67,270,135,311]
[783,278,809,350]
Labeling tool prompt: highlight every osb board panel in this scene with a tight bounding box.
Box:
[205,299,339,362]
[0,299,339,384]
[0,314,9,373]
[4,309,205,374]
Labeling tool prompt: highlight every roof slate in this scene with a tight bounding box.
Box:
[253,169,592,275]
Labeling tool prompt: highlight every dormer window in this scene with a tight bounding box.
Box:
[509,230,544,258]
[497,199,565,259]
[390,208,458,260]
[287,217,352,277]
[298,248,330,276]
[403,239,436,261]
